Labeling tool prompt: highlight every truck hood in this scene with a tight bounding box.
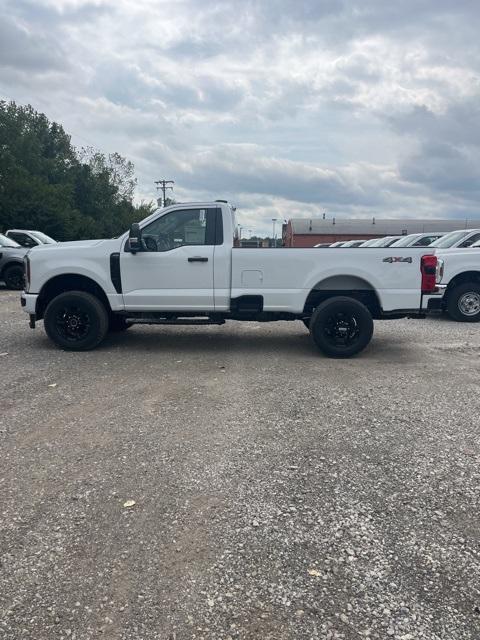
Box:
[0,246,28,258]
[30,239,108,250]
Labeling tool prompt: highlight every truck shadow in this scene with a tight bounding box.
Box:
[102,324,316,357]
[25,320,442,362]
[99,323,414,362]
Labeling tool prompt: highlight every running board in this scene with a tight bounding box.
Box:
[126,318,225,326]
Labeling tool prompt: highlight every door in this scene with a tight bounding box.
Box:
[121,207,217,311]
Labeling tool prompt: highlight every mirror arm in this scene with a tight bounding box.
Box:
[128,223,143,253]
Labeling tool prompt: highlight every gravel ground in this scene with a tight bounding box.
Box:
[0,287,479,640]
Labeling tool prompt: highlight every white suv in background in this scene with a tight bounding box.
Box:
[6,229,56,248]
[429,229,480,250]
[390,232,445,248]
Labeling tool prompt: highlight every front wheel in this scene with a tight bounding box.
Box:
[446,282,480,322]
[3,264,25,290]
[309,297,374,358]
[44,291,109,351]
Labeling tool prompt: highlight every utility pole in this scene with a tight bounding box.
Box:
[272,218,278,248]
[154,179,174,207]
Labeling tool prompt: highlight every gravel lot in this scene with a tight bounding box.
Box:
[0,288,479,640]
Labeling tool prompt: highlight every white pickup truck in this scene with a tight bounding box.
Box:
[422,247,480,322]
[21,201,438,357]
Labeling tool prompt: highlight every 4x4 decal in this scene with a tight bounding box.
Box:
[382,256,413,263]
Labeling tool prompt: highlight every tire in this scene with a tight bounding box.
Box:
[446,282,480,322]
[109,315,130,332]
[44,291,109,351]
[309,296,374,358]
[3,264,24,290]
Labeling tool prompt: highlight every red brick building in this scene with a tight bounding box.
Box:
[282,218,480,247]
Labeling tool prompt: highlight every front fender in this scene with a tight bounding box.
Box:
[33,261,116,297]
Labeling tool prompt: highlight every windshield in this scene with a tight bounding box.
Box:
[383,237,402,246]
[429,230,470,248]
[390,235,418,247]
[368,237,395,247]
[30,231,56,244]
[0,233,21,248]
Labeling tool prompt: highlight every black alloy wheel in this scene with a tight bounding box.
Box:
[55,304,91,342]
[44,291,109,351]
[309,296,374,358]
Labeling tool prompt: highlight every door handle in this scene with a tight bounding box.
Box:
[188,257,208,262]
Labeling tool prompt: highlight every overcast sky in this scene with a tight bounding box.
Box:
[1,0,480,234]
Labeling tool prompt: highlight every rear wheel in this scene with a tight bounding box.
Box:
[3,264,24,290]
[446,282,480,322]
[309,296,374,358]
[44,291,109,350]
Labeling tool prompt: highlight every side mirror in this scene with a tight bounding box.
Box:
[128,223,143,253]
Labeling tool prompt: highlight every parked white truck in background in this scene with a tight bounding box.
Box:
[21,201,440,357]
[423,247,480,321]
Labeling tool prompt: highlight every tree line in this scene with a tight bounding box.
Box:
[0,101,155,241]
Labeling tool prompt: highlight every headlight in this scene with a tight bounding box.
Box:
[23,255,30,292]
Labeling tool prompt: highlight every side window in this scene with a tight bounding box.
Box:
[415,235,436,246]
[9,233,26,246]
[10,233,37,248]
[460,233,480,248]
[23,236,38,248]
[141,208,215,252]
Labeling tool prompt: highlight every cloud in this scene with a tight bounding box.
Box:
[1,0,480,234]
[0,15,68,73]
[141,142,391,206]
[387,98,480,202]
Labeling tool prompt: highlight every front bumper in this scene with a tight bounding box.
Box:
[21,292,38,315]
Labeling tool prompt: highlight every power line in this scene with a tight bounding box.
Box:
[154,179,174,207]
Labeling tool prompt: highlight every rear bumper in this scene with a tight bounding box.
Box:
[21,293,38,315]
[426,297,443,311]
[422,284,447,312]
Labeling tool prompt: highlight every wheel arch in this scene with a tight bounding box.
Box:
[1,259,24,278]
[303,275,381,318]
[36,273,111,319]
[444,271,480,301]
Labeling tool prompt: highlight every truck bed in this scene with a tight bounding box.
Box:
[230,247,432,313]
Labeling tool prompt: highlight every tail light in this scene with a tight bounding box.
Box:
[436,258,444,283]
[421,255,438,293]
[24,255,30,292]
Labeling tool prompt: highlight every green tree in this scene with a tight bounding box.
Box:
[0,101,155,241]
[79,147,137,201]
